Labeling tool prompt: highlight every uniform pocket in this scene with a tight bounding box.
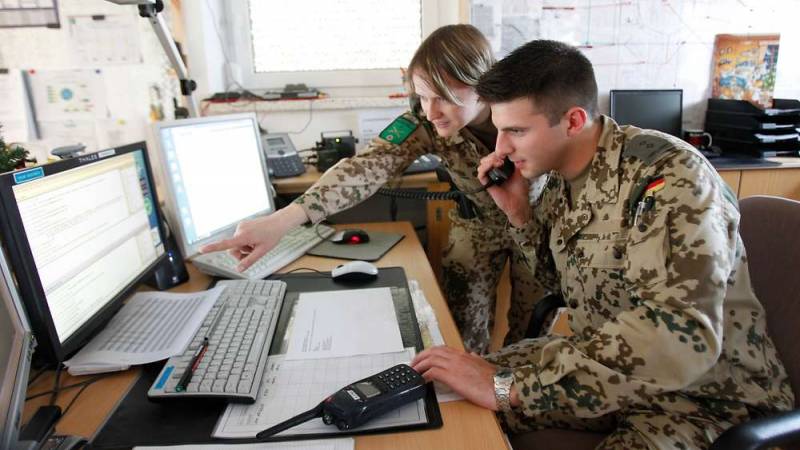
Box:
[624,213,669,288]
[574,239,626,270]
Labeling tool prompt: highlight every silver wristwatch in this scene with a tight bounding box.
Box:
[493,367,514,412]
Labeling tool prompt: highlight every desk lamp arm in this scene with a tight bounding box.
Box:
[106,0,198,118]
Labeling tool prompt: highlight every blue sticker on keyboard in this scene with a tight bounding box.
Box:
[155,366,174,389]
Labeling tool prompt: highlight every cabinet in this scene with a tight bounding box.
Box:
[716,158,800,201]
[738,168,800,200]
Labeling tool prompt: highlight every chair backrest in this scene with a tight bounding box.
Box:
[739,195,800,407]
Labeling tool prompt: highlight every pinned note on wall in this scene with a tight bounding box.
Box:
[68,14,143,66]
[26,68,109,121]
[0,69,36,144]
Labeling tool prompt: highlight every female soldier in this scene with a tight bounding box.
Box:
[201,24,553,354]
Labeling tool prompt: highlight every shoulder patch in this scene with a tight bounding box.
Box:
[379,114,419,144]
[623,134,675,165]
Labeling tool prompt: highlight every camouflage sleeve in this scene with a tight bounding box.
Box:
[492,155,737,419]
[506,174,562,289]
[292,112,434,224]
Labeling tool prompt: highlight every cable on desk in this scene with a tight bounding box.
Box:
[282,267,325,275]
[49,365,62,406]
[26,374,106,402]
[60,377,103,418]
[27,366,51,387]
[390,196,399,221]
[313,221,334,243]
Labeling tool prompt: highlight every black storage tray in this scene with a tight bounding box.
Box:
[706,111,799,130]
[707,98,800,117]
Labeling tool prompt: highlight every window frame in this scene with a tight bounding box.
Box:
[225,0,441,89]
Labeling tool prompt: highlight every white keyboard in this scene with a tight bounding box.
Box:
[192,224,335,280]
[148,279,286,403]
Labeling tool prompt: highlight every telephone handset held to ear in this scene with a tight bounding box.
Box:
[486,157,515,188]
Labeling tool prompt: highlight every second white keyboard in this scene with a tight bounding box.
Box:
[192,224,335,280]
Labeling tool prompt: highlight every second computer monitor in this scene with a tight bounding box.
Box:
[0,247,34,450]
[153,113,275,258]
[609,89,683,137]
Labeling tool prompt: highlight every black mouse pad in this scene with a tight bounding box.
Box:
[307,231,404,261]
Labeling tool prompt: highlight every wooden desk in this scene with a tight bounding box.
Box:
[272,166,439,195]
[23,222,507,450]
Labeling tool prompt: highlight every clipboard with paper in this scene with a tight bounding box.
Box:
[215,267,442,441]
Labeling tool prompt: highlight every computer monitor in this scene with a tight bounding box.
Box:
[0,248,35,450]
[609,89,683,137]
[0,143,167,363]
[152,113,275,258]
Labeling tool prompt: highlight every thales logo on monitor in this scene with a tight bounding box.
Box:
[77,154,100,164]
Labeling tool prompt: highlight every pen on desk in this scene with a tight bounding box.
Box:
[176,337,209,392]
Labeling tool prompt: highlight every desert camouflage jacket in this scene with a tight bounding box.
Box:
[504,116,793,419]
[293,110,510,228]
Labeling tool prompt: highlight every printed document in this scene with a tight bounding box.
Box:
[214,348,426,438]
[64,287,224,374]
[285,287,403,360]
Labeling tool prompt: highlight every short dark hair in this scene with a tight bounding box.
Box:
[477,40,599,125]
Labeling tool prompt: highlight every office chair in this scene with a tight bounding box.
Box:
[513,195,800,450]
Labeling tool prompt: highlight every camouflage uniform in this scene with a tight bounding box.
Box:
[294,110,554,353]
[486,116,794,448]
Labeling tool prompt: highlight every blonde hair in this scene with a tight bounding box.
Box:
[408,24,495,106]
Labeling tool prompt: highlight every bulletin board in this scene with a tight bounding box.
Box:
[469,0,800,128]
[0,0,182,163]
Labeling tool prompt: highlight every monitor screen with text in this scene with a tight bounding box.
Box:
[0,144,165,361]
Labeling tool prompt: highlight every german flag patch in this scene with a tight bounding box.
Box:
[644,176,665,197]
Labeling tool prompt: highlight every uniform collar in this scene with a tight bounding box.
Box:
[553,116,624,251]
[570,115,624,209]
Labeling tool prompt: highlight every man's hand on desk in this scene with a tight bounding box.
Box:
[199,203,308,271]
[412,346,520,411]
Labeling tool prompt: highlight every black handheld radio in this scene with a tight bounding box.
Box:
[486,157,515,188]
[256,364,426,438]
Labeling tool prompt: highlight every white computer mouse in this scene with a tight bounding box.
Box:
[331,260,379,283]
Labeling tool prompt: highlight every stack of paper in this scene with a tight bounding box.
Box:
[63,287,223,375]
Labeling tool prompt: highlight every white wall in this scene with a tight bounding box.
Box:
[470,0,800,129]
[0,0,184,163]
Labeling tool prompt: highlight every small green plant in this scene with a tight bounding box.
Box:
[0,124,29,173]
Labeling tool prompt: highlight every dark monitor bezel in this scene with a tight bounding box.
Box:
[0,248,34,450]
[0,142,167,364]
[609,89,684,137]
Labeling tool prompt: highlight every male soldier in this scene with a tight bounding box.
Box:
[412,40,794,448]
